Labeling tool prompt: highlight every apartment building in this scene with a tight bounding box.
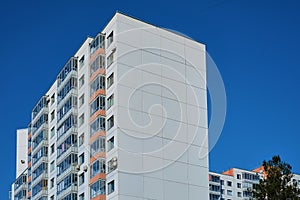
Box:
[209,167,300,200]
[11,12,209,200]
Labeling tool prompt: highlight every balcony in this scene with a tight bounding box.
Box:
[31,172,48,189]
[56,127,77,148]
[14,182,27,197]
[57,107,78,128]
[32,156,48,171]
[31,140,48,156]
[32,96,48,121]
[31,188,47,200]
[57,57,78,88]
[57,165,78,183]
[57,184,78,200]
[57,146,78,165]
[32,122,48,138]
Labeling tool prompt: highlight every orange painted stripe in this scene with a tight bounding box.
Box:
[91,194,106,200]
[90,48,105,63]
[28,161,32,168]
[28,146,32,154]
[90,152,106,163]
[90,173,106,185]
[89,110,106,123]
[90,68,106,83]
[89,131,106,144]
[28,176,32,182]
[89,89,105,103]
[28,132,32,139]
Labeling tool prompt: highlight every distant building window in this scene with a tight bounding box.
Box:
[237,192,242,197]
[220,180,224,185]
[237,183,241,188]
[237,174,241,179]
[227,190,232,196]
[107,73,114,89]
[227,181,232,187]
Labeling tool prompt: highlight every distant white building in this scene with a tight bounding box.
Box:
[209,167,300,200]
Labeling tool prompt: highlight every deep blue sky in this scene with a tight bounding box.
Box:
[1,0,300,198]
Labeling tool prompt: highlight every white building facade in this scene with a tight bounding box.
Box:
[11,12,209,200]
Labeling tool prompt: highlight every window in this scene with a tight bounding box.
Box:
[107,136,114,152]
[51,110,55,121]
[79,133,84,146]
[227,181,232,187]
[237,174,241,179]
[107,94,114,110]
[90,75,105,95]
[90,116,105,137]
[237,192,242,197]
[221,189,224,194]
[79,173,84,185]
[107,115,114,130]
[227,190,232,196]
[220,180,224,185]
[79,75,85,88]
[51,144,55,155]
[51,94,55,105]
[90,159,106,178]
[79,193,84,200]
[51,127,55,138]
[108,180,115,194]
[107,31,113,47]
[79,55,85,68]
[107,73,114,89]
[90,179,106,198]
[107,157,117,174]
[90,95,105,115]
[107,52,114,67]
[50,161,55,172]
[79,153,85,165]
[50,178,55,188]
[79,114,85,127]
[79,94,84,107]
[90,55,105,76]
[237,183,241,188]
[91,137,105,155]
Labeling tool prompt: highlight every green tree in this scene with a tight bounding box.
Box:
[252,155,300,200]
